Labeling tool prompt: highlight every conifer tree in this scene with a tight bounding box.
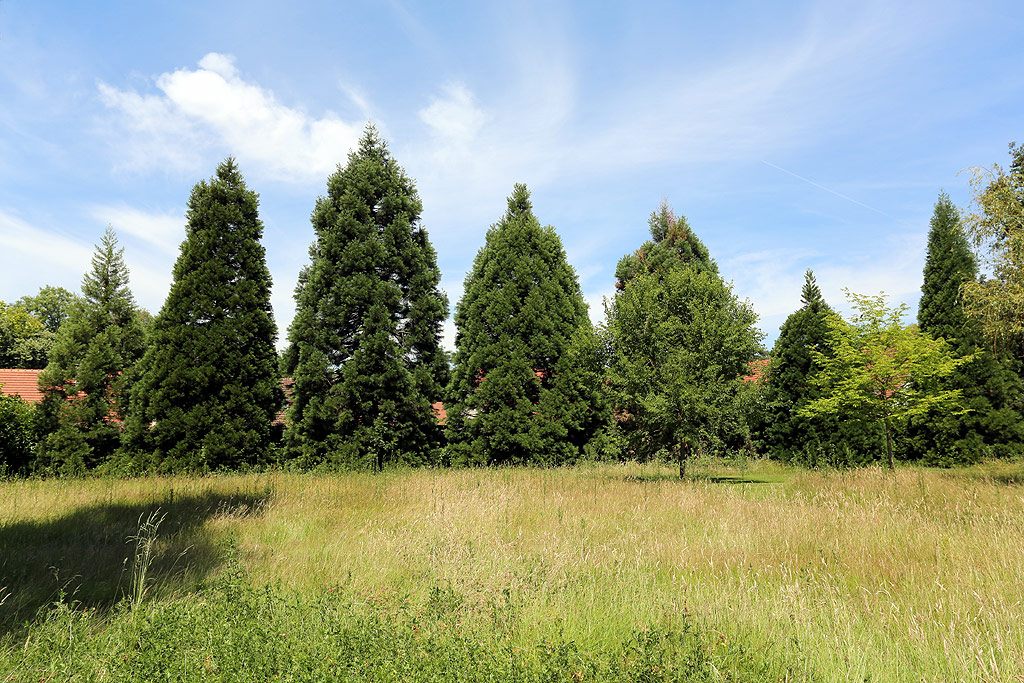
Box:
[907,193,1024,462]
[446,184,605,465]
[759,270,877,464]
[285,127,448,468]
[614,201,717,288]
[606,204,761,474]
[121,159,280,471]
[36,227,146,474]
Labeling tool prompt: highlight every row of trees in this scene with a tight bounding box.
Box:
[2,130,1023,475]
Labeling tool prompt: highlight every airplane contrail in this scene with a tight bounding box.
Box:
[761,160,894,219]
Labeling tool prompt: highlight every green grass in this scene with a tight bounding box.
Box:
[2,460,1023,681]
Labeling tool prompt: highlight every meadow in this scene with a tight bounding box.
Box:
[1,460,1022,682]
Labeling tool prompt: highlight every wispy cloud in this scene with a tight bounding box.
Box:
[0,209,172,312]
[727,228,928,343]
[90,204,184,253]
[98,53,365,182]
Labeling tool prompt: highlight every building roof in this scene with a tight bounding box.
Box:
[742,358,771,384]
[0,368,44,403]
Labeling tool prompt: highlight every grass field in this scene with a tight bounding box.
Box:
[2,460,1023,681]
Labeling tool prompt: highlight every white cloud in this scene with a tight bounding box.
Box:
[0,210,94,281]
[727,228,927,345]
[98,53,365,182]
[0,209,172,313]
[419,83,487,143]
[90,204,184,253]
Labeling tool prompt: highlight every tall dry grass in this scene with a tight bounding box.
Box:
[2,461,1022,681]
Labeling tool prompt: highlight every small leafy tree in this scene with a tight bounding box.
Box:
[605,204,761,476]
[605,261,761,477]
[760,271,877,466]
[799,291,972,470]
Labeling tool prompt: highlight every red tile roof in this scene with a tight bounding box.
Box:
[742,358,771,384]
[0,368,44,403]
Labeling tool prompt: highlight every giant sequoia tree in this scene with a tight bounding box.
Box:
[122,159,280,471]
[36,227,146,474]
[907,193,1024,462]
[285,127,448,468]
[446,184,605,465]
[605,204,761,475]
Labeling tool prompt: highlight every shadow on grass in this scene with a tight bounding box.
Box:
[622,471,784,485]
[0,485,271,635]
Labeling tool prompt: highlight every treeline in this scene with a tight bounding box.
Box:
[2,128,1022,475]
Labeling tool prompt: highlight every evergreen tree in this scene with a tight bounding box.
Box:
[446,184,606,466]
[606,204,761,474]
[908,193,1024,463]
[36,227,146,474]
[760,271,877,465]
[285,127,448,468]
[122,159,280,472]
[614,201,717,288]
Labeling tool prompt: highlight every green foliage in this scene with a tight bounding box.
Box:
[445,184,606,465]
[605,208,761,474]
[285,127,448,469]
[0,301,54,369]
[17,285,80,334]
[961,143,1024,356]
[907,193,1024,464]
[34,227,146,474]
[614,200,717,289]
[760,271,877,466]
[799,291,972,469]
[0,393,36,475]
[122,159,280,472]
[605,267,761,474]
[7,574,784,682]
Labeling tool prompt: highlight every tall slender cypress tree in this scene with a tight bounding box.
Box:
[121,159,280,471]
[285,126,448,468]
[36,227,146,474]
[907,193,1024,463]
[446,184,605,466]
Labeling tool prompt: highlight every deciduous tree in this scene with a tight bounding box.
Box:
[0,302,53,369]
[17,286,79,334]
[605,205,761,476]
[961,143,1024,356]
[799,291,971,470]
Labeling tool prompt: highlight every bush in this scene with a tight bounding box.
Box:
[0,394,35,475]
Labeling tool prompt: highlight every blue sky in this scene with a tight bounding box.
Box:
[1,1,1022,350]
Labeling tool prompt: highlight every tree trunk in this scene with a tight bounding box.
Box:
[678,439,690,479]
[884,417,894,471]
